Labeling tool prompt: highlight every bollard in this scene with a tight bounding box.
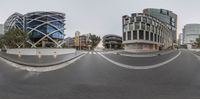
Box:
[53,51,57,58]
[38,51,42,59]
[18,51,21,58]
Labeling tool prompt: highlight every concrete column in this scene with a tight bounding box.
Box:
[137,30,139,40]
[126,32,128,41]
[144,30,146,40]
[131,31,133,40]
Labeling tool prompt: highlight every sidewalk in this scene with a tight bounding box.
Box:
[118,49,177,57]
[0,51,84,67]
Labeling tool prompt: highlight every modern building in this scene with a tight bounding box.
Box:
[73,31,91,50]
[4,11,65,48]
[183,24,200,49]
[4,13,24,33]
[143,8,177,43]
[74,31,80,49]
[79,35,87,50]
[178,33,183,46]
[103,34,122,49]
[122,12,173,52]
[65,37,75,48]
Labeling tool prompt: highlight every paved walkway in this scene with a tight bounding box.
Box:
[0,51,83,67]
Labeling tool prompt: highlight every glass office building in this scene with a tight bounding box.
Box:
[183,24,200,49]
[143,8,177,43]
[4,11,65,48]
[4,13,24,33]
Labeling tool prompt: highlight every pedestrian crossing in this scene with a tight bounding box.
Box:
[88,51,98,55]
[87,51,118,55]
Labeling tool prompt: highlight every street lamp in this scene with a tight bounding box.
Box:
[109,42,111,50]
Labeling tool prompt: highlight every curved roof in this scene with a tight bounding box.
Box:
[103,34,122,39]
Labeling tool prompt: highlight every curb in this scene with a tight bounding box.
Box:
[0,53,85,67]
[118,50,176,58]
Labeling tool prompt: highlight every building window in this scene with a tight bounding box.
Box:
[135,22,140,30]
[131,13,137,17]
[128,31,131,40]
[123,25,128,32]
[150,32,153,41]
[147,24,150,31]
[154,27,157,33]
[154,34,157,42]
[136,17,141,22]
[145,31,149,40]
[123,32,126,41]
[141,22,145,30]
[151,25,154,32]
[133,31,137,40]
[143,17,147,23]
[139,30,144,40]
[129,23,133,31]
[147,18,152,24]
[131,17,134,22]
[160,9,169,15]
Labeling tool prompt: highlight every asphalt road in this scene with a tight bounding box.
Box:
[0,50,200,99]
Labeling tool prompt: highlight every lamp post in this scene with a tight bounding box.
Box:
[110,42,111,50]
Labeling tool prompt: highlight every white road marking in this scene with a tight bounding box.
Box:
[0,54,86,72]
[190,51,200,61]
[98,51,182,70]
[23,71,40,79]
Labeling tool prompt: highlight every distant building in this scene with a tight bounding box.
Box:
[74,31,80,49]
[4,11,65,48]
[143,8,177,43]
[183,24,200,49]
[69,32,91,50]
[103,34,122,49]
[79,35,87,50]
[65,37,75,48]
[122,12,174,52]
[178,33,183,46]
[0,24,4,37]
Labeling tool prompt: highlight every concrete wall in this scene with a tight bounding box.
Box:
[6,48,76,55]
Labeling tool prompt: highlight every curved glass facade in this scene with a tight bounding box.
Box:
[4,13,24,33]
[4,11,66,48]
[25,12,65,42]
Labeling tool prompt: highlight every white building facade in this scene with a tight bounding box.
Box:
[122,13,173,52]
[183,24,200,49]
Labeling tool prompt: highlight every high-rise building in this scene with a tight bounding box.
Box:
[122,12,174,52]
[4,11,65,48]
[183,24,200,49]
[143,8,177,43]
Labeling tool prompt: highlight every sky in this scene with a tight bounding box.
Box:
[0,0,200,38]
